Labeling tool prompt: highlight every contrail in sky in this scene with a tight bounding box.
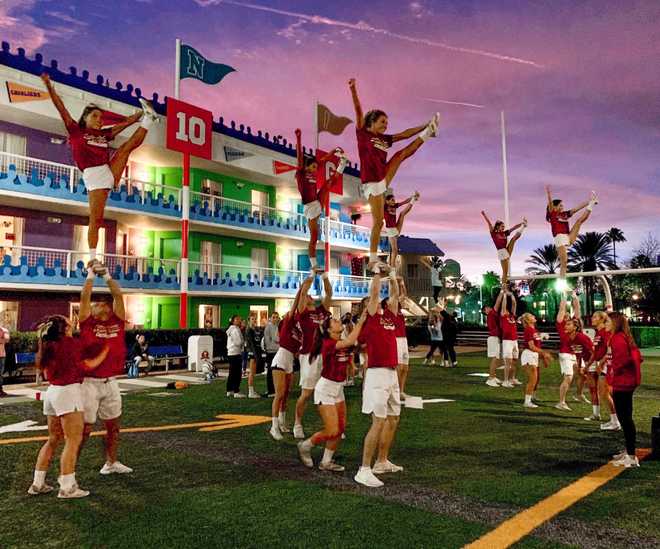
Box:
[421,98,486,109]
[196,0,544,68]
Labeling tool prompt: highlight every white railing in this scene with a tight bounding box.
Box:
[118,176,182,208]
[0,150,78,192]
[190,190,306,229]
[0,245,179,279]
[325,217,371,245]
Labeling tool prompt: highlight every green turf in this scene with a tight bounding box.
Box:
[1,352,658,548]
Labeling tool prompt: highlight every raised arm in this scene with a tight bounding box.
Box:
[481,211,494,231]
[545,185,553,210]
[321,272,333,310]
[493,290,504,313]
[108,112,142,139]
[367,273,382,316]
[571,291,581,321]
[107,278,125,321]
[82,344,110,371]
[557,294,567,323]
[297,275,315,313]
[79,277,94,323]
[499,292,508,317]
[41,73,75,128]
[510,293,517,316]
[387,277,399,315]
[392,123,426,143]
[337,311,367,350]
[348,78,364,129]
[295,128,304,169]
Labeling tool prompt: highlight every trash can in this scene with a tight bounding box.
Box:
[188,335,213,373]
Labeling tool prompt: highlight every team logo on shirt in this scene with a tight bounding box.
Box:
[370,136,390,152]
[380,315,396,330]
[92,323,121,339]
[84,133,109,148]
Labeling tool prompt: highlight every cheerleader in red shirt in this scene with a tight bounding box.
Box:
[480,211,527,286]
[294,129,348,273]
[520,313,552,408]
[545,185,598,281]
[28,315,108,499]
[349,78,438,273]
[584,310,610,422]
[297,311,367,471]
[384,190,419,268]
[41,73,158,263]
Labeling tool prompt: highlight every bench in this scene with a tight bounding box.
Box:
[148,345,188,373]
[13,352,42,383]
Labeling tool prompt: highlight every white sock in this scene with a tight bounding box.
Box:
[278,411,286,424]
[271,417,279,429]
[587,203,593,211]
[249,386,256,397]
[359,466,372,474]
[369,253,377,263]
[89,248,96,261]
[322,448,335,464]
[611,413,618,424]
[294,419,302,428]
[524,394,532,405]
[140,115,153,130]
[310,257,317,268]
[59,473,75,491]
[301,439,313,450]
[33,470,46,486]
[593,405,600,416]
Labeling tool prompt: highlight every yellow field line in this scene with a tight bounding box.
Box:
[0,414,271,446]
[464,449,651,549]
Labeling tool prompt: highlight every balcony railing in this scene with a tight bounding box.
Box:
[0,245,373,298]
[0,151,372,249]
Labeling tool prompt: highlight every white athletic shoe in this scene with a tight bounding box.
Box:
[319,461,345,472]
[269,426,283,441]
[27,483,54,496]
[400,392,409,400]
[279,423,291,434]
[58,484,90,499]
[226,391,234,397]
[426,112,440,138]
[590,191,599,205]
[570,395,580,402]
[430,360,436,366]
[138,98,158,121]
[600,421,621,431]
[580,394,591,404]
[523,402,539,409]
[297,442,313,468]
[485,377,501,387]
[555,402,572,411]
[372,460,404,474]
[501,381,514,389]
[233,393,246,399]
[293,424,305,439]
[612,454,639,468]
[411,191,420,203]
[511,378,523,386]
[248,392,261,399]
[612,450,627,461]
[354,467,384,488]
[423,359,429,365]
[584,414,601,421]
[100,461,133,475]
[370,261,391,275]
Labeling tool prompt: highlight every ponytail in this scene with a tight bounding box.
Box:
[309,317,332,363]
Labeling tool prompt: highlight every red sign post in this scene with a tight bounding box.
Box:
[166,98,213,328]
[315,149,344,272]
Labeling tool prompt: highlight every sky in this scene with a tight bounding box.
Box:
[3,0,660,280]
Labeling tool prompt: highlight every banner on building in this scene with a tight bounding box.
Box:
[273,160,296,175]
[6,81,50,103]
[224,145,253,163]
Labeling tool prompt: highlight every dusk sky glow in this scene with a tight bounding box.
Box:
[4,0,659,279]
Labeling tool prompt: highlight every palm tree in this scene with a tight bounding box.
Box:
[525,245,560,320]
[605,227,626,266]
[568,232,616,316]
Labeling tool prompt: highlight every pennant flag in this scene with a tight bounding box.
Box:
[273,160,297,175]
[316,149,343,196]
[317,103,352,136]
[224,145,254,163]
[6,81,49,103]
[100,109,128,127]
[179,44,236,86]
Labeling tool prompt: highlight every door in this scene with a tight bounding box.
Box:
[200,240,221,278]
[198,304,220,329]
[251,247,268,280]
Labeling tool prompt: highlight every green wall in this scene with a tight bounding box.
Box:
[190,297,275,327]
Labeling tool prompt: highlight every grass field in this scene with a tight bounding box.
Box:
[1,352,658,549]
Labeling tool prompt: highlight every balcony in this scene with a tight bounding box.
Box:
[0,151,374,252]
[0,245,376,300]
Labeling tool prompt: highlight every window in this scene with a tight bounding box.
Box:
[251,189,269,212]
[251,247,268,277]
[200,240,221,278]
[198,304,220,329]
[0,301,19,331]
[249,305,269,327]
[407,263,419,279]
[202,178,222,196]
[0,131,27,173]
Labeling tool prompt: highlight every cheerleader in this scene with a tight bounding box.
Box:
[481,211,527,285]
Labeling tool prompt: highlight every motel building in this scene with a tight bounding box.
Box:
[0,42,387,332]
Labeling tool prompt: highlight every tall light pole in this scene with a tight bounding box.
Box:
[500,111,510,227]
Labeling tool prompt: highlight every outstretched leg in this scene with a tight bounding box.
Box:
[109,127,148,183]
[558,244,568,279]
[368,194,385,267]
[568,210,591,245]
[384,116,438,186]
[88,189,109,255]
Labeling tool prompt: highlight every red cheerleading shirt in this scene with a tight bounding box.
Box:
[362,309,398,368]
[295,169,318,205]
[500,313,518,341]
[393,310,406,338]
[66,120,112,171]
[79,313,126,378]
[570,332,594,363]
[592,328,610,362]
[384,202,400,228]
[548,210,571,236]
[609,332,639,391]
[41,337,84,386]
[490,229,510,250]
[321,338,352,382]
[278,313,302,354]
[356,127,393,183]
[556,320,573,353]
[523,326,542,350]
[298,305,330,354]
[487,310,500,337]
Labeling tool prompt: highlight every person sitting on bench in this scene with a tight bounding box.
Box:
[129,335,154,377]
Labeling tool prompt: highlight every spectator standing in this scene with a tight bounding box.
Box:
[0,321,9,397]
[263,312,280,397]
[440,310,458,367]
[245,314,261,399]
[226,316,245,398]
[424,314,444,365]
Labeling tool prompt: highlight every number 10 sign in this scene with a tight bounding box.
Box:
[166,97,213,160]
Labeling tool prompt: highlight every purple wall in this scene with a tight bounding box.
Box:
[0,120,72,164]
[0,205,116,253]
